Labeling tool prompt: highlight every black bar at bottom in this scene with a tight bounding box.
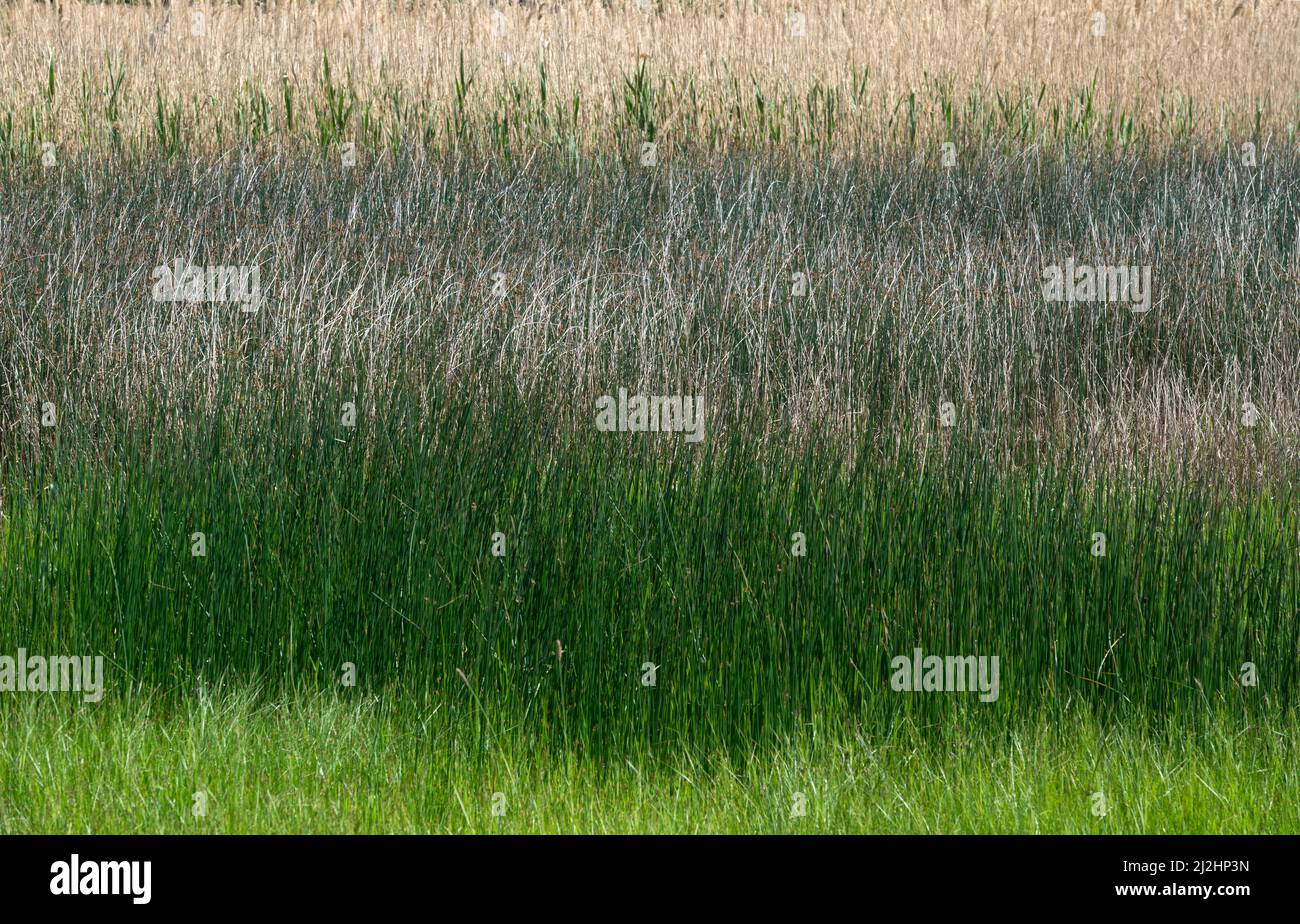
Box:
[0,835,1280,910]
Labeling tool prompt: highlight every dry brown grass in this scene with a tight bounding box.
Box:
[1,1,1298,157]
[1,2,1296,480]
[3,154,1296,480]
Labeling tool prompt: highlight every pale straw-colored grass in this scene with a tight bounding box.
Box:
[1,1,1298,157]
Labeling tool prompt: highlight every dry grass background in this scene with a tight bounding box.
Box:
[1,1,1296,479]
[4,154,1296,479]
[2,1,1299,156]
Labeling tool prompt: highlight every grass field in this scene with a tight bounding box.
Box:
[6,695,1300,833]
[1,1,1297,835]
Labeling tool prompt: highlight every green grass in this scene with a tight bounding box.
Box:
[1,63,1296,832]
[2,690,1297,834]
[4,391,1296,751]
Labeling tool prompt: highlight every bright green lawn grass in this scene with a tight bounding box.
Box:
[2,402,1295,835]
[1,691,1295,834]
